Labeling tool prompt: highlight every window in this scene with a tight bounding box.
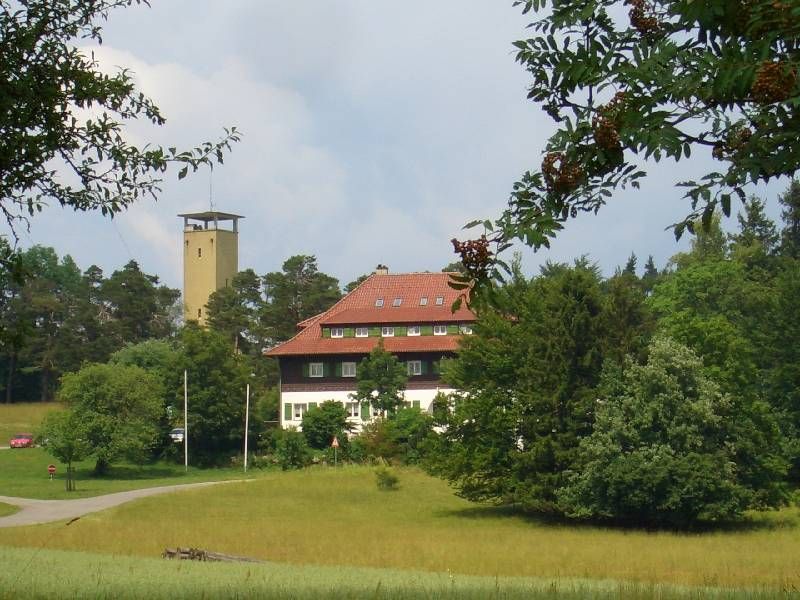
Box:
[392,297,402,307]
[293,403,307,420]
[346,402,359,418]
[419,297,428,306]
[309,362,324,378]
[435,296,444,305]
[407,325,421,336]
[197,308,202,319]
[197,247,202,258]
[381,326,394,337]
[375,298,384,307]
[433,325,447,336]
[355,327,369,338]
[407,360,422,376]
[372,404,382,417]
[459,324,473,335]
[342,362,356,377]
[331,327,344,338]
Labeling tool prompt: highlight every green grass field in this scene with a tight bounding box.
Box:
[0,546,785,600]
[0,401,61,444]
[1,467,798,592]
[0,502,18,517]
[0,446,252,499]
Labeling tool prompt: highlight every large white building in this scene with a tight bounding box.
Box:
[265,268,476,430]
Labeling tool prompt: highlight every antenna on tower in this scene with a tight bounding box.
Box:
[209,170,215,212]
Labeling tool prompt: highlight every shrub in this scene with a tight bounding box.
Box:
[301,400,349,449]
[375,466,399,491]
[274,428,312,470]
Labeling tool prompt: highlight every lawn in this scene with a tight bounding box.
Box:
[0,401,61,444]
[0,467,797,592]
[0,446,252,499]
[0,502,18,517]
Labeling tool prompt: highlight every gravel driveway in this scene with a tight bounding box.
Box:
[0,481,235,528]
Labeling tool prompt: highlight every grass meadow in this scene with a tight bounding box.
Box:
[0,401,61,443]
[0,502,18,517]
[1,467,798,593]
[0,546,787,600]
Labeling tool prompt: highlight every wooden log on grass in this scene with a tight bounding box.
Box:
[162,547,262,563]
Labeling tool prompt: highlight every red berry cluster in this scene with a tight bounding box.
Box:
[712,127,753,161]
[542,152,583,195]
[626,0,661,37]
[592,92,627,151]
[451,236,492,280]
[751,61,797,104]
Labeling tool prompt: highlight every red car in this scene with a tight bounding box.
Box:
[9,433,34,448]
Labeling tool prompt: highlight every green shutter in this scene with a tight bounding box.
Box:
[284,403,292,421]
[412,400,421,409]
[396,326,407,336]
[432,360,441,375]
[322,328,331,338]
[335,362,342,377]
[361,402,370,421]
[323,363,331,377]
[447,324,459,334]
[421,361,428,375]
[421,325,433,336]
[309,402,318,411]
[369,326,380,337]
[344,327,354,337]
[302,363,310,377]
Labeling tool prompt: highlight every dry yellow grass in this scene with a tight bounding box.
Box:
[0,467,797,590]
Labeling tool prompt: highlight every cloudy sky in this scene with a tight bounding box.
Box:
[6,1,789,290]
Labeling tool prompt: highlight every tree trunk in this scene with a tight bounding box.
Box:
[5,352,15,404]
[93,456,109,476]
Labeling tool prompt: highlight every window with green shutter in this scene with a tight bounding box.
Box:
[322,328,331,338]
[322,363,331,377]
[412,400,421,409]
[283,403,292,421]
[302,363,310,377]
[447,324,459,334]
[361,402,370,421]
[421,325,433,336]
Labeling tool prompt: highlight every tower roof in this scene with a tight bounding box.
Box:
[178,211,244,222]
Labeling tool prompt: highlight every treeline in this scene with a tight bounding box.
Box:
[0,247,180,403]
[429,181,800,525]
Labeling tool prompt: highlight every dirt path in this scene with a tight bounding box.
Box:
[0,481,236,528]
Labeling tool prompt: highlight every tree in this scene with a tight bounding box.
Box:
[58,362,164,475]
[206,269,262,352]
[455,1,800,287]
[778,179,800,258]
[343,274,370,294]
[301,400,349,450]
[40,410,92,491]
[436,262,608,512]
[0,0,239,240]
[559,337,788,526]
[350,341,408,414]
[173,324,251,465]
[260,256,341,343]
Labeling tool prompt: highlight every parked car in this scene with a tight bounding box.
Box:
[9,433,35,448]
[169,428,185,443]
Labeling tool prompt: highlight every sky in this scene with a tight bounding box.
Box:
[5,1,790,291]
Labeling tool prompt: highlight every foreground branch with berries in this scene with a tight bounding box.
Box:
[456,0,800,294]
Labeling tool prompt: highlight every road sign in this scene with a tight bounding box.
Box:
[331,436,339,448]
[47,464,56,480]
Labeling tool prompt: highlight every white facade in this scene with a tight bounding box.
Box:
[280,387,455,432]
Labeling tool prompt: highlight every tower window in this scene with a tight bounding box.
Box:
[197,308,202,319]
[197,248,202,258]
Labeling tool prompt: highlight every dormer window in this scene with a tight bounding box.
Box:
[381,326,394,337]
[392,297,402,307]
[331,327,344,338]
[355,327,369,337]
[459,324,473,335]
[435,296,444,305]
[375,298,384,307]
[433,325,447,336]
[407,325,421,336]
[420,297,428,306]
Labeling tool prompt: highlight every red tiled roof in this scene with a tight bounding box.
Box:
[265,272,475,357]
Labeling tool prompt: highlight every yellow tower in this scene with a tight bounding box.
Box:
[178,211,243,324]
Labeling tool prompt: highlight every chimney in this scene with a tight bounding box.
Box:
[374,264,389,275]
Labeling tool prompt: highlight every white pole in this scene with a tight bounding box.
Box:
[244,383,250,473]
[184,369,188,473]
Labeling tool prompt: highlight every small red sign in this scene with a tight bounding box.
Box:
[331,436,339,448]
[47,464,56,474]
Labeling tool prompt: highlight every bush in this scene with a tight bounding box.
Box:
[352,408,434,464]
[375,466,399,491]
[301,400,349,449]
[274,428,312,470]
[558,337,788,527]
